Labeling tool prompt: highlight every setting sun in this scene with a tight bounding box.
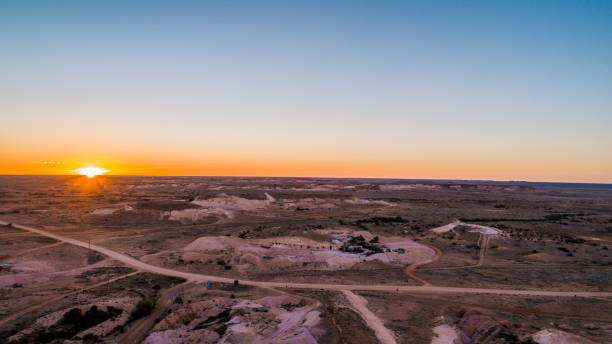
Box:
[75,167,109,178]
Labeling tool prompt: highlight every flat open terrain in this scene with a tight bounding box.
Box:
[1,176,611,343]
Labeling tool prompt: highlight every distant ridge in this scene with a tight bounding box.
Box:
[0,175,610,188]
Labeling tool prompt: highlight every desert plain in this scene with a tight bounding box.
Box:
[0,175,611,343]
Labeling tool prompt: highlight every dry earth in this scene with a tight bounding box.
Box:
[1,176,611,343]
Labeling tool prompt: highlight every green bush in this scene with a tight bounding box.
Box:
[130,300,156,320]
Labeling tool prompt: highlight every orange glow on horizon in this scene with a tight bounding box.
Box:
[75,167,109,178]
[0,149,610,183]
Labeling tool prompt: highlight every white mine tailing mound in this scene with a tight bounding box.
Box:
[467,223,500,235]
[184,236,256,252]
[257,236,331,250]
[146,295,320,344]
[430,221,501,235]
[92,208,118,215]
[166,193,276,223]
[531,329,595,344]
[182,233,437,271]
[191,193,274,211]
[289,184,337,192]
[379,184,441,191]
[282,197,338,209]
[430,324,460,344]
[430,221,461,233]
[167,208,229,223]
[319,228,376,241]
[91,205,133,215]
[345,198,395,206]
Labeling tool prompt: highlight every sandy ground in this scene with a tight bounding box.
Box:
[3,220,612,298]
[2,177,612,343]
[430,324,460,344]
[531,328,596,344]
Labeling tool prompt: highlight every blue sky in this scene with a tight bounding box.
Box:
[1,1,611,181]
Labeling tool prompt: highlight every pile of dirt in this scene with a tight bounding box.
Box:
[191,193,274,212]
[184,236,264,253]
[431,324,460,344]
[379,184,441,191]
[182,232,435,273]
[281,197,339,209]
[146,295,321,344]
[531,329,595,344]
[166,208,222,224]
[344,198,395,206]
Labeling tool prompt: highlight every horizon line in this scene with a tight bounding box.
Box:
[1,174,611,186]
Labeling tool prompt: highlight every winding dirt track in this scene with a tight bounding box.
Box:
[403,243,443,285]
[423,224,496,272]
[2,220,612,299]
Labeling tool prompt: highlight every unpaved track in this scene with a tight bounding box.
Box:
[342,290,397,344]
[404,242,442,285]
[479,234,489,266]
[425,228,495,271]
[8,241,64,259]
[2,221,612,298]
[117,283,188,344]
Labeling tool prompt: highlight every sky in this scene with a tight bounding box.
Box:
[1,1,611,182]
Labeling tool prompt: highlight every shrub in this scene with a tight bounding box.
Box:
[61,308,83,325]
[82,333,100,343]
[130,300,156,320]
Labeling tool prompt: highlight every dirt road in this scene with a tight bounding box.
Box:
[117,283,187,344]
[403,242,442,285]
[2,220,612,298]
[342,290,397,344]
[424,223,496,271]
